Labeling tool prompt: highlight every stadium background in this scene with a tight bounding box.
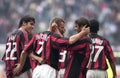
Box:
[0,0,120,78]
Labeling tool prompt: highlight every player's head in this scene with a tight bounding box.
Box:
[50,17,65,35]
[74,17,90,33]
[18,15,35,33]
[18,15,35,28]
[89,19,99,33]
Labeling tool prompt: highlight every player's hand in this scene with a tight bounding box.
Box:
[81,25,90,35]
[37,57,43,63]
[37,57,46,64]
[41,59,46,64]
[13,64,22,75]
[51,22,58,32]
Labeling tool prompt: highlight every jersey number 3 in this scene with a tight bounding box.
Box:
[59,50,67,62]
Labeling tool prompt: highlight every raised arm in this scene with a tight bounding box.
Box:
[50,23,89,50]
[69,26,89,44]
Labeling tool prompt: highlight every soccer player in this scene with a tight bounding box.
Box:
[39,17,91,78]
[13,17,67,75]
[2,15,35,78]
[86,19,117,78]
[14,17,90,78]
[63,17,92,78]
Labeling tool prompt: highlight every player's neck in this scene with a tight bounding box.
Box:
[90,32,97,34]
[55,31,63,37]
[19,27,25,31]
[19,27,30,33]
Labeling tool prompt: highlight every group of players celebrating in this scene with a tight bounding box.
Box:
[2,15,116,78]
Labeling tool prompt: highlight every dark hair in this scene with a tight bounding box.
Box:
[18,15,35,28]
[90,19,99,33]
[50,17,65,27]
[75,17,90,27]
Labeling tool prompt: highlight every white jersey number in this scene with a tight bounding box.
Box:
[92,45,104,62]
[6,42,17,60]
[37,41,44,55]
[59,50,67,62]
[87,45,104,68]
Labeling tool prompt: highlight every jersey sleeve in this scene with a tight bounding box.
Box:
[2,37,9,62]
[23,35,36,53]
[68,38,92,51]
[104,40,115,63]
[50,34,69,49]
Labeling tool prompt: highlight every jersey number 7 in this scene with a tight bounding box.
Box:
[92,45,104,62]
[37,41,44,55]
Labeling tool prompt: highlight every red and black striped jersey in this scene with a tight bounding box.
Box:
[2,29,32,77]
[23,31,51,70]
[64,37,92,78]
[89,33,115,70]
[58,49,71,69]
[41,32,69,70]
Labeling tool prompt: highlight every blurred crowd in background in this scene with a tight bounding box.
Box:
[0,0,120,52]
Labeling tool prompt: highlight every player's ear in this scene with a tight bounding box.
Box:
[22,22,26,26]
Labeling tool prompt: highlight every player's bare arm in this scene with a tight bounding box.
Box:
[29,53,45,64]
[13,51,45,75]
[69,25,90,44]
[13,51,28,75]
[50,21,90,44]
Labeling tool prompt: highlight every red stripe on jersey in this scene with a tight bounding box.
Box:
[42,33,69,70]
[51,36,69,45]
[81,44,90,68]
[64,55,74,78]
[64,37,91,78]
[23,35,36,53]
[2,29,31,77]
[20,29,29,44]
[90,34,115,70]
[26,31,51,70]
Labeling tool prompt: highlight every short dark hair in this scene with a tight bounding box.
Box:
[19,15,35,28]
[90,19,99,33]
[75,17,90,27]
[50,17,65,27]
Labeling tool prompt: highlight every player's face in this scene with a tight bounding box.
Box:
[25,21,35,33]
[58,22,65,35]
[74,24,84,33]
[74,24,81,33]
